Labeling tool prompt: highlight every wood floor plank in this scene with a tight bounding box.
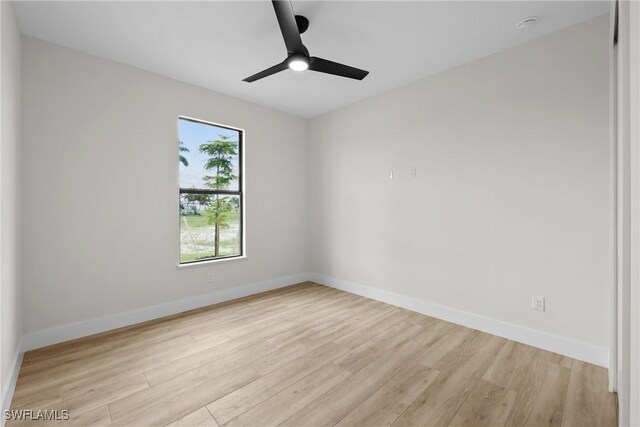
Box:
[534,349,574,370]
[20,284,315,367]
[192,290,366,354]
[109,364,260,426]
[430,331,506,375]
[333,308,413,350]
[54,373,148,418]
[132,287,319,346]
[207,342,348,425]
[294,301,398,350]
[17,334,199,399]
[165,408,219,427]
[392,350,494,426]
[404,311,431,325]
[267,318,343,348]
[189,287,343,341]
[59,332,231,400]
[448,379,517,427]
[419,325,474,369]
[259,293,375,347]
[144,340,277,385]
[59,406,111,427]
[504,360,570,427]
[22,338,113,367]
[281,340,426,426]
[333,321,424,374]
[225,363,351,427]
[8,283,617,427]
[482,340,538,391]
[562,361,617,427]
[249,340,316,376]
[18,333,193,385]
[409,318,459,348]
[10,383,61,410]
[247,302,397,378]
[19,343,113,378]
[335,361,440,427]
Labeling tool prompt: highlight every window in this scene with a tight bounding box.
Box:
[178,117,243,264]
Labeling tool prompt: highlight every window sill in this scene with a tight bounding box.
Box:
[177,255,247,269]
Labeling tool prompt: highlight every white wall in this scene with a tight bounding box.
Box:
[309,16,610,352]
[20,37,309,338]
[0,0,22,411]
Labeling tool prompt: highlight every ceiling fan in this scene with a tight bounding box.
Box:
[243,0,369,83]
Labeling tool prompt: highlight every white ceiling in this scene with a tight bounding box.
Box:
[15,1,609,118]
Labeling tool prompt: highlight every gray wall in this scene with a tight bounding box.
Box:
[20,37,309,335]
[309,16,610,349]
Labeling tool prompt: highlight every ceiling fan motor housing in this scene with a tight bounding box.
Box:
[295,15,309,34]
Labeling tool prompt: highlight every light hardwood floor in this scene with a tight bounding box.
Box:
[8,282,617,427]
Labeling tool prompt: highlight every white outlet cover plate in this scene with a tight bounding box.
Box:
[532,295,545,311]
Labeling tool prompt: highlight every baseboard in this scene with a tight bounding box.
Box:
[20,271,608,368]
[1,348,23,427]
[23,273,310,351]
[311,273,609,368]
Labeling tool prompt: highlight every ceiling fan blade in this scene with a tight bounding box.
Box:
[243,61,288,82]
[272,0,305,54]
[309,57,369,80]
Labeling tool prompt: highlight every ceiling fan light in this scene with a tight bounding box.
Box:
[288,56,309,72]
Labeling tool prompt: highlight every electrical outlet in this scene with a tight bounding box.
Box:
[532,295,545,311]
[409,166,417,178]
[207,272,215,283]
[388,169,394,180]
